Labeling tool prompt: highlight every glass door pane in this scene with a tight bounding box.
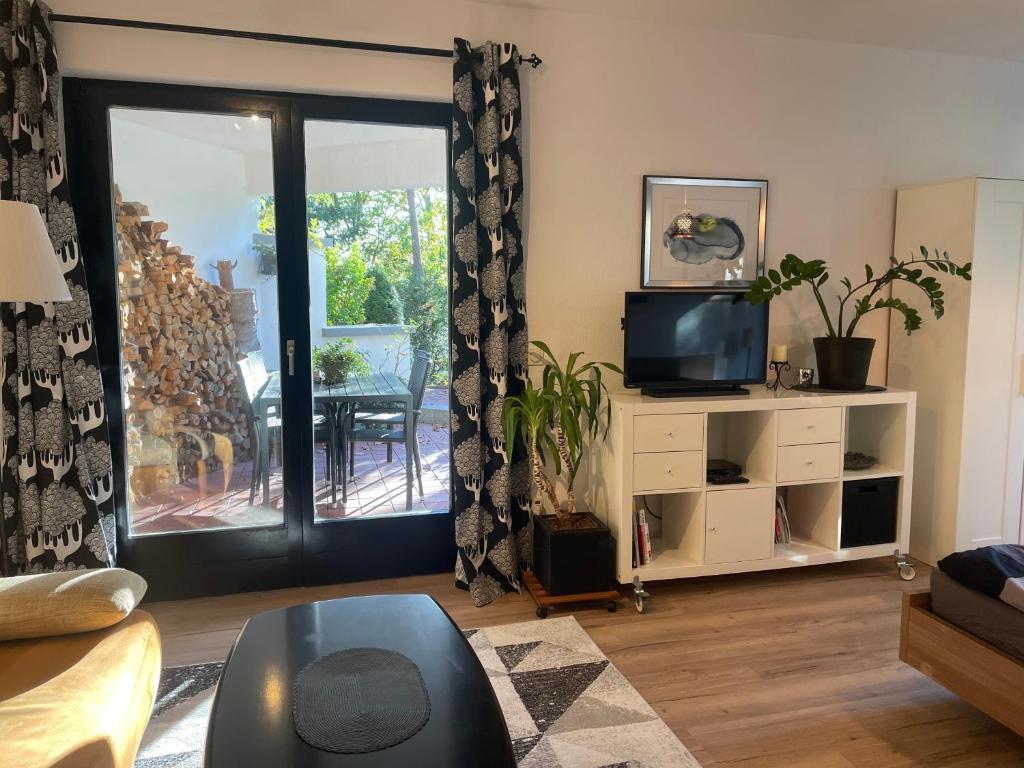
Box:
[108,108,284,535]
[301,120,450,521]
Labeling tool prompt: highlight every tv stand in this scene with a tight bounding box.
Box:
[641,385,750,398]
[588,387,917,605]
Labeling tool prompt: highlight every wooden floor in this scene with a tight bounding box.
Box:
[145,558,1024,767]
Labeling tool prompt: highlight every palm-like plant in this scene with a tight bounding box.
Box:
[502,379,559,515]
[503,341,622,527]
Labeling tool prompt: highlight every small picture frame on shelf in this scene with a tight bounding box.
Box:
[641,176,767,288]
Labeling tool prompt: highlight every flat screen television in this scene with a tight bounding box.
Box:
[623,291,768,396]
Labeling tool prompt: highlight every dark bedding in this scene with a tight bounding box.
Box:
[931,568,1024,661]
[937,544,1024,613]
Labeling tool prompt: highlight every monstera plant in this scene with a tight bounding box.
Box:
[746,247,971,390]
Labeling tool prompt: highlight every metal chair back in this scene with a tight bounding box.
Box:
[237,351,270,402]
[408,350,432,412]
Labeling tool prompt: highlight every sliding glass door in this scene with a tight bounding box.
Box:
[64,81,453,598]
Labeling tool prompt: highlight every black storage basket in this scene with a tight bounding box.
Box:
[841,477,899,548]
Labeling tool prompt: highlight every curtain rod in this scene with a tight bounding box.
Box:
[49,14,543,68]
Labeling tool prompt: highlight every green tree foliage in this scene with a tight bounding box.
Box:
[258,187,450,383]
[325,244,372,326]
[364,265,404,324]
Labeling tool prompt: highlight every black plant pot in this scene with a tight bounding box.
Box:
[533,512,614,596]
[813,336,876,391]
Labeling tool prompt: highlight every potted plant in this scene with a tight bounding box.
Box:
[503,341,622,595]
[745,246,971,390]
[312,339,367,385]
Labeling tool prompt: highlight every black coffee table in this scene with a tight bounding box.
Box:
[205,594,516,767]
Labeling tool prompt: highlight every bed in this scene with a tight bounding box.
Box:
[900,566,1024,736]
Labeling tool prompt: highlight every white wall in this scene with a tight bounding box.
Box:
[108,114,283,368]
[57,0,1024,386]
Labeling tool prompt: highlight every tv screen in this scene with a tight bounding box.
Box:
[624,292,768,389]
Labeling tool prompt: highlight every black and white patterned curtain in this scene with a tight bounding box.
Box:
[0,0,115,573]
[451,39,531,606]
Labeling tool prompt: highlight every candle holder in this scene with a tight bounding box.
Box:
[766,360,792,392]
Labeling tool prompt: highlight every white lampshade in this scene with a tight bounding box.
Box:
[0,200,72,302]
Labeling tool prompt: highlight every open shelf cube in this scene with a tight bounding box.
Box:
[706,410,775,485]
[637,491,705,568]
[844,403,907,478]
[777,481,841,552]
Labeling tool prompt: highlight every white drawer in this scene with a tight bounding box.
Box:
[778,407,842,446]
[634,414,703,453]
[705,487,775,564]
[777,443,841,483]
[633,450,703,492]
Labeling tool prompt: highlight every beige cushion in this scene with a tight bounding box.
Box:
[0,609,162,768]
[0,568,147,642]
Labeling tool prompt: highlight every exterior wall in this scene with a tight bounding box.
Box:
[108,115,282,367]
[321,324,412,379]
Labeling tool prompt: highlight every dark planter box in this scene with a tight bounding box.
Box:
[533,512,614,596]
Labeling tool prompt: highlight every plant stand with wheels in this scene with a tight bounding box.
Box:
[522,570,620,619]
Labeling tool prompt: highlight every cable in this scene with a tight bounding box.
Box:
[641,495,662,520]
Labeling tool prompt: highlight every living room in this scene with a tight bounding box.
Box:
[4,1,1024,766]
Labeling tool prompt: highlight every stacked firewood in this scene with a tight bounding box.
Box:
[114,188,252,485]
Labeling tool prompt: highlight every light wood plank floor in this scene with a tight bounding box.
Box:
[145,558,1024,767]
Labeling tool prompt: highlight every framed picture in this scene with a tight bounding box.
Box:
[641,176,767,288]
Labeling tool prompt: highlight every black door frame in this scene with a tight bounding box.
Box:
[64,78,454,600]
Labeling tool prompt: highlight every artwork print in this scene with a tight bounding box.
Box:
[642,177,767,288]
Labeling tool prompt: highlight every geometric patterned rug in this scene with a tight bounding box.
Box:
[135,615,699,767]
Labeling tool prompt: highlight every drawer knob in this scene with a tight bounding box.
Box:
[665,431,674,438]
[665,467,673,474]
[805,460,814,465]
[806,424,815,429]
[709,526,717,534]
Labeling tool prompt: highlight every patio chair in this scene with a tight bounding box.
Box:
[346,350,431,497]
[237,351,341,506]
[236,353,278,506]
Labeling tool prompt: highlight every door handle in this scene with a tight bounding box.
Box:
[287,340,295,376]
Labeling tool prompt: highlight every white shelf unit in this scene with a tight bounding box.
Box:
[590,387,915,584]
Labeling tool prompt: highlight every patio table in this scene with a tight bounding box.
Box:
[254,371,415,511]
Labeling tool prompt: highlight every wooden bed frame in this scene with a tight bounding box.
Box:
[900,591,1024,735]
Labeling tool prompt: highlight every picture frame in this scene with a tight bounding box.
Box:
[641,176,767,288]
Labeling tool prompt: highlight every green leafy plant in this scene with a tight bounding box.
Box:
[502,379,559,516]
[252,240,277,277]
[324,246,373,326]
[503,341,623,527]
[312,339,369,385]
[364,265,405,324]
[745,246,972,337]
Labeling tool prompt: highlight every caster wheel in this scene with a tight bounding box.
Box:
[634,594,649,614]
[536,606,549,619]
[606,601,618,613]
[899,564,916,581]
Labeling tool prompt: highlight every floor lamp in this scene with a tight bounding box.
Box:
[0,201,73,576]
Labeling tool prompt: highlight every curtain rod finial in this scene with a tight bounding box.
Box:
[520,52,542,69]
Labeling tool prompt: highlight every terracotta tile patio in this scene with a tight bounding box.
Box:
[129,423,450,536]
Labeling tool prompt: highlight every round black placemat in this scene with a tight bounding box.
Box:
[292,648,430,754]
[792,384,887,394]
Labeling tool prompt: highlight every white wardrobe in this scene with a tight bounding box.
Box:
[888,177,1024,564]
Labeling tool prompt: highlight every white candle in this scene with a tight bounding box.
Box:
[771,344,789,363]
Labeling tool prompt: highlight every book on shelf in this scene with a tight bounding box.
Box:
[774,494,792,544]
[632,501,654,566]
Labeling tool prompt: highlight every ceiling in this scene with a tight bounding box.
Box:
[475,0,1024,63]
